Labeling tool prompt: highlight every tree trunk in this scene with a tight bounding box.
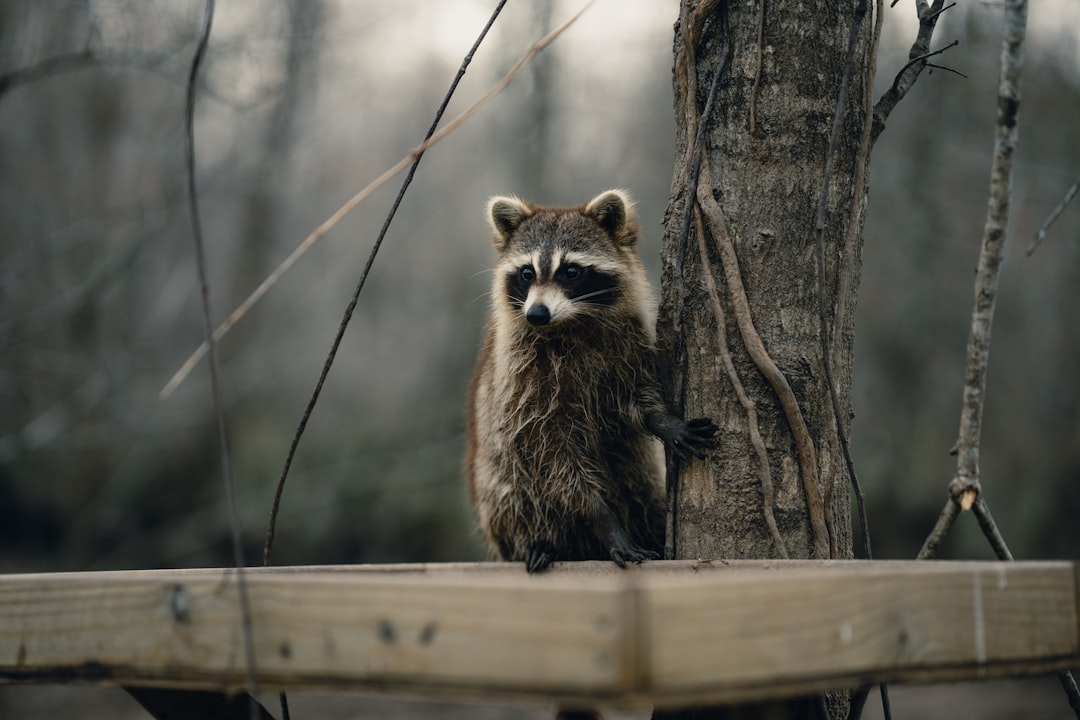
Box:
[657,1,874,716]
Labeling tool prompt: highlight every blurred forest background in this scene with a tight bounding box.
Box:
[1,0,1078,579]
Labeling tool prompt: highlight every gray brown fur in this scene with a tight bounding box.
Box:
[466,190,716,573]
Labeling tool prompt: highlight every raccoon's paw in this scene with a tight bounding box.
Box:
[682,417,719,456]
[647,413,718,460]
[609,543,660,569]
[525,540,558,574]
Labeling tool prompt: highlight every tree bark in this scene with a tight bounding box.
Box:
[657,1,874,716]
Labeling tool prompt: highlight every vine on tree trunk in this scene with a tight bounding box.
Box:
[673,0,830,560]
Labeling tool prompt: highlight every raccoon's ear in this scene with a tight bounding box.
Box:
[487,195,533,250]
[585,189,638,246]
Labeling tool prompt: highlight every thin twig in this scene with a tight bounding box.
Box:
[923,0,955,22]
[184,2,261,718]
[971,497,1013,560]
[160,0,597,400]
[1027,175,1080,255]
[888,39,960,92]
[871,0,953,145]
[917,497,959,560]
[925,62,968,79]
[261,0,516,568]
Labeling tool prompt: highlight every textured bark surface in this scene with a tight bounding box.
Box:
[659,2,873,566]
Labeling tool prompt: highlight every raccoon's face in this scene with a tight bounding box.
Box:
[486,190,640,329]
[501,247,621,327]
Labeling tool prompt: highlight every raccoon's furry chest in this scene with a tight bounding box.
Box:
[496,327,649,484]
[469,318,665,561]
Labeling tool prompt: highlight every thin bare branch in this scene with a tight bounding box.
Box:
[261,0,517,573]
[952,0,1027,504]
[182,2,260,717]
[1027,175,1080,255]
[871,0,955,144]
[889,39,959,87]
[916,497,959,560]
[160,0,597,400]
[925,62,968,79]
[971,497,1013,561]
[911,9,1079,713]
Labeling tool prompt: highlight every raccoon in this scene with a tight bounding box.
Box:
[466,189,717,573]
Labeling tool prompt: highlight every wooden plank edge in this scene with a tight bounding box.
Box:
[645,654,1080,709]
[0,665,639,708]
[4,653,1079,711]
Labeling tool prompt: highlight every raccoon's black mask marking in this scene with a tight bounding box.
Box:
[505,262,620,317]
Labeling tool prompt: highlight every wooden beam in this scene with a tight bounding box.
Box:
[0,561,1076,709]
[641,560,1080,706]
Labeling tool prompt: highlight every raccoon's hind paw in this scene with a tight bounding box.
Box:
[647,413,718,460]
[609,544,660,569]
[525,540,558,574]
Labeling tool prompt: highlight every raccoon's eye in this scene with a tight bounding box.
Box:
[518,266,536,283]
[563,264,582,281]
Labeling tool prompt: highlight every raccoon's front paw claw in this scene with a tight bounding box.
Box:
[684,417,719,456]
[610,545,660,568]
[669,417,718,460]
[525,540,557,574]
[646,413,718,460]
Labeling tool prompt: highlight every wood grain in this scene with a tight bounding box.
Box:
[641,561,1079,706]
[0,561,1076,708]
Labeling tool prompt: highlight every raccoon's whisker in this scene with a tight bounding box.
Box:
[467,292,492,309]
[573,288,616,303]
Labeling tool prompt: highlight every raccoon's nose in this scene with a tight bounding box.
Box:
[526,304,551,326]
